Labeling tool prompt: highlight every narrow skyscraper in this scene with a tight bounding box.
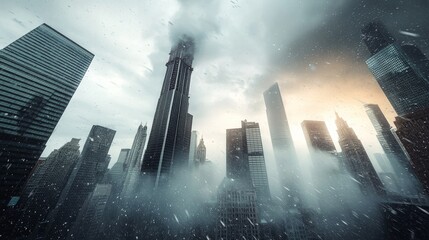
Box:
[365,104,423,196]
[263,83,300,208]
[124,124,147,170]
[142,36,195,187]
[47,125,115,239]
[226,120,270,202]
[0,24,94,206]
[196,137,206,164]
[335,113,385,196]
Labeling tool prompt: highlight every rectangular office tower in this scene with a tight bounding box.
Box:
[362,21,429,116]
[47,125,115,240]
[335,113,385,196]
[142,36,194,187]
[0,24,94,206]
[226,120,270,202]
[364,104,423,196]
[263,83,301,208]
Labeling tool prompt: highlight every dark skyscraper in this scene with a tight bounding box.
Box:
[362,21,429,116]
[142,37,194,187]
[263,83,300,208]
[335,113,385,196]
[301,120,336,154]
[47,125,115,239]
[18,139,80,236]
[226,120,270,202]
[0,24,94,206]
[362,21,429,197]
[364,104,423,196]
[394,112,429,195]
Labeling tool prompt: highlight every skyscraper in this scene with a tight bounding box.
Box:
[121,124,148,198]
[362,21,429,116]
[196,137,206,164]
[394,112,429,195]
[124,124,147,170]
[142,36,194,187]
[216,178,259,240]
[17,139,80,236]
[362,21,429,197]
[301,120,336,154]
[263,83,300,208]
[67,184,112,240]
[0,23,94,206]
[47,125,115,239]
[189,131,198,167]
[335,113,385,196]
[365,104,423,196]
[226,120,270,202]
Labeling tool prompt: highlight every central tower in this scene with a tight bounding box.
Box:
[142,36,194,187]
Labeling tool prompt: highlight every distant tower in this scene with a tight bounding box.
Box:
[335,113,385,196]
[121,124,147,196]
[189,131,198,167]
[125,124,147,170]
[226,121,270,202]
[47,125,115,239]
[301,120,336,154]
[196,137,206,164]
[0,24,94,206]
[142,37,195,187]
[364,104,424,196]
[263,83,300,208]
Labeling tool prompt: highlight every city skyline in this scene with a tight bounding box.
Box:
[1,2,429,239]
[2,2,425,181]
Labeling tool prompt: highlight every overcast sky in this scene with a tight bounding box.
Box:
[1,0,429,192]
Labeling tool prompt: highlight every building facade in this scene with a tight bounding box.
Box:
[0,23,94,206]
[335,113,385,196]
[365,104,423,196]
[47,125,115,239]
[363,22,429,116]
[141,37,194,187]
[226,120,270,202]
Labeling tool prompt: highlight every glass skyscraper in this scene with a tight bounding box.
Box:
[263,83,300,208]
[363,22,429,116]
[0,24,94,206]
[141,36,194,187]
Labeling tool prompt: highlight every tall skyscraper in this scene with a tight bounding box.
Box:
[394,112,429,195]
[124,124,147,170]
[335,113,385,196]
[362,21,429,197]
[263,83,300,207]
[121,124,148,196]
[0,24,94,206]
[195,137,206,164]
[362,21,429,116]
[226,120,270,202]
[301,120,336,154]
[47,125,115,239]
[142,36,195,187]
[17,139,80,236]
[365,104,423,196]
[189,131,198,167]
